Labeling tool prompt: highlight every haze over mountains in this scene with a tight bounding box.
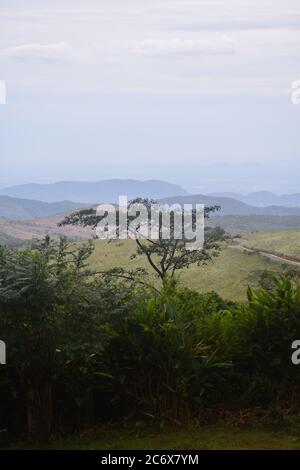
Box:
[1,180,300,222]
[210,191,300,208]
[0,196,88,220]
[0,180,187,204]
[160,195,300,217]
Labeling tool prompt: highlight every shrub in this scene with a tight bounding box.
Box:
[97,282,231,421]
[203,276,300,406]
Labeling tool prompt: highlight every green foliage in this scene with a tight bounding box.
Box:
[202,275,300,405]
[238,276,300,403]
[1,236,300,442]
[97,282,232,420]
[0,237,108,440]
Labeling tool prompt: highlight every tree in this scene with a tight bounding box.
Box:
[59,198,226,283]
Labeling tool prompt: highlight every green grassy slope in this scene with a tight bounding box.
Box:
[88,239,287,302]
[244,230,300,259]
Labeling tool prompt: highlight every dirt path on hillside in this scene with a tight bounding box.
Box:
[230,239,300,268]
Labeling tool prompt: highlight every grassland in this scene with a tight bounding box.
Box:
[244,229,300,260]
[88,238,289,302]
[2,221,298,301]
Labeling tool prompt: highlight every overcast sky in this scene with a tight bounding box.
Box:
[0,0,299,193]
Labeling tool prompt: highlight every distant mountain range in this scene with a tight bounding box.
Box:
[1,180,300,221]
[1,191,300,238]
[0,179,187,204]
[0,196,88,220]
[159,194,300,217]
[207,215,300,233]
[209,191,300,207]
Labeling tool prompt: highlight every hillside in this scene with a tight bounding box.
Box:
[2,185,300,221]
[0,179,187,204]
[159,194,300,217]
[244,229,300,259]
[0,231,30,249]
[210,191,300,207]
[0,196,88,220]
[1,213,300,247]
[87,239,292,302]
[207,215,300,232]
[1,212,299,299]
[0,214,93,245]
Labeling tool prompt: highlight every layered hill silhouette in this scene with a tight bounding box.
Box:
[159,194,300,217]
[209,191,300,207]
[0,196,88,220]
[0,179,187,204]
[1,191,300,241]
[1,180,300,221]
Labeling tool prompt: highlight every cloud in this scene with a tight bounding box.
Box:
[135,36,235,57]
[1,42,73,62]
[173,18,300,32]
[0,2,298,97]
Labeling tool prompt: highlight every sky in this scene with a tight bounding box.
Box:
[0,0,299,193]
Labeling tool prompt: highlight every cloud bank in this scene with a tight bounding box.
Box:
[1,42,73,62]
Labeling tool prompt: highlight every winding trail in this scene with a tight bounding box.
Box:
[230,239,300,268]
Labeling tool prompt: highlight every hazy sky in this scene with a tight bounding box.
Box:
[0,0,299,193]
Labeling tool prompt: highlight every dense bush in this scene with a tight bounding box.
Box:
[0,238,137,440]
[215,276,300,406]
[1,239,300,442]
[97,282,232,421]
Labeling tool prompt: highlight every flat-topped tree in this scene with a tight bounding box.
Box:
[59,198,226,283]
